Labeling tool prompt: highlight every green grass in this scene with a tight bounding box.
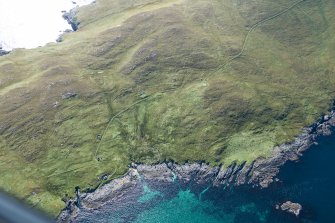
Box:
[1,0,335,216]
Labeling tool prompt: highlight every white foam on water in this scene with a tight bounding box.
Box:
[0,0,94,51]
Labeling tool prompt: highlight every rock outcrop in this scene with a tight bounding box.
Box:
[277,201,302,217]
[62,8,80,31]
[0,49,9,56]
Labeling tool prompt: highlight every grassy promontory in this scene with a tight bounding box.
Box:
[1,0,335,216]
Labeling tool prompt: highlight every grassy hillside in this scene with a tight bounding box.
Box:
[1,0,335,216]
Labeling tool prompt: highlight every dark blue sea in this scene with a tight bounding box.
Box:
[76,129,335,223]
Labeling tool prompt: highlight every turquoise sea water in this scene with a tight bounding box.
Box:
[76,128,335,223]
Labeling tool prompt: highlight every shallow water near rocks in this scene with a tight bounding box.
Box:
[75,128,335,223]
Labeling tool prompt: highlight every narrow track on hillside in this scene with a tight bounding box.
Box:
[94,0,308,161]
[198,0,307,83]
[229,0,306,61]
[94,95,151,160]
[200,0,308,150]
[49,0,309,178]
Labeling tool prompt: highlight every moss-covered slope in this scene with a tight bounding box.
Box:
[1,0,335,215]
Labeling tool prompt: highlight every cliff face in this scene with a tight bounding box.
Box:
[1,0,335,215]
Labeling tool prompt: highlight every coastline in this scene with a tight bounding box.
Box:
[58,108,335,222]
[0,49,10,56]
[0,0,334,221]
[0,0,95,51]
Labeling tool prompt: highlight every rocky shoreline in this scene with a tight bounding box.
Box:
[58,109,335,222]
[57,1,96,43]
[62,7,80,32]
[0,48,10,56]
